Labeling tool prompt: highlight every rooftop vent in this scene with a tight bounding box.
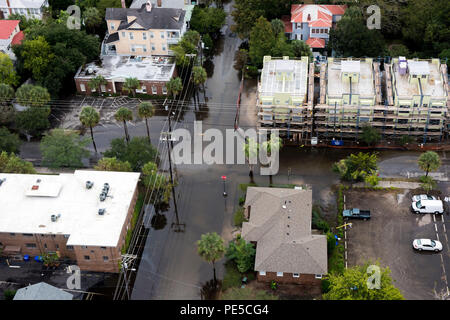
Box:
[51,214,61,222]
[31,185,39,190]
[86,181,94,189]
[0,178,5,186]
[98,208,106,216]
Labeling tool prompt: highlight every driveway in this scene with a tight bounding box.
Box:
[345,189,450,300]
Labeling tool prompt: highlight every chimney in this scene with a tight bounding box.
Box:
[157,0,162,7]
[146,1,152,12]
[121,0,126,8]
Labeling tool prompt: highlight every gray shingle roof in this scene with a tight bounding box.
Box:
[242,187,327,275]
[105,5,185,30]
[13,282,74,300]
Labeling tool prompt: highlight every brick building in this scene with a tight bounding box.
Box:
[74,55,176,96]
[0,170,141,273]
[242,187,327,285]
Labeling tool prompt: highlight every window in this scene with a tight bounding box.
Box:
[80,84,86,92]
[277,272,283,277]
[103,256,109,262]
[293,273,300,278]
[325,29,328,33]
[152,45,156,51]
[121,32,125,38]
[84,255,90,260]
[160,32,164,38]
[26,243,37,248]
[152,86,157,94]
[56,244,59,249]
[315,274,323,279]
[162,45,166,51]
[81,245,88,249]
[101,85,106,92]
[67,245,74,250]
[259,271,266,276]
[101,246,106,250]
[143,45,147,52]
[129,32,134,40]
[143,33,147,40]
[150,31,154,38]
[64,234,70,238]
[44,244,47,249]
[23,233,33,237]
[9,233,15,236]
[131,46,135,53]
[162,86,167,95]
[110,23,115,30]
[312,29,316,34]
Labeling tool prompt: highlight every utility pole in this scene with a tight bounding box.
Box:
[119,254,136,300]
[161,107,185,233]
[221,175,227,197]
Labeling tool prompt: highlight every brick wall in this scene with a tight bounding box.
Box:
[74,78,172,96]
[256,271,321,285]
[0,185,140,273]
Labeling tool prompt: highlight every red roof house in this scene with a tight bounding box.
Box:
[0,20,20,39]
[0,20,23,59]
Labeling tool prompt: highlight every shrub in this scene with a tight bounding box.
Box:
[326,231,336,254]
[222,260,241,292]
[3,289,16,300]
[312,205,330,233]
[321,278,331,294]
[233,207,246,227]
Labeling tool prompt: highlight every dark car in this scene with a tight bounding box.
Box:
[342,208,371,220]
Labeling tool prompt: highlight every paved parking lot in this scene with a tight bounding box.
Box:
[345,189,450,300]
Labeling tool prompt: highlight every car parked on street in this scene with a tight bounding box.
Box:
[411,194,436,202]
[411,199,444,214]
[343,208,371,220]
[412,239,443,252]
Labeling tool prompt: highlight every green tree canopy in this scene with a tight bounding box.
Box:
[15,106,51,136]
[88,75,107,94]
[83,7,102,32]
[291,40,313,60]
[40,129,90,168]
[270,19,285,37]
[103,137,158,171]
[15,84,51,107]
[329,6,386,57]
[0,151,35,173]
[20,36,54,81]
[418,151,441,177]
[0,83,15,104]
[192,66,207,87]
[323,263,404,300]
[249,16,276,67]
[167,77,183,98]
[142,161,172,204]
[0,127,22,154]
[94,157,132,172]
[225,236,256,273]
[333,152,379,182]
[0,52,19,86]
[361,124,381,146]
[123,77,140,97]
[197,232,225,283]
[190,6,227,35]
[114,107,133,143]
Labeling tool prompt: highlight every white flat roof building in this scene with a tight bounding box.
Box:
[0,170,140,247]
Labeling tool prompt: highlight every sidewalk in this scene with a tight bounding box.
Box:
[353,180,421,189]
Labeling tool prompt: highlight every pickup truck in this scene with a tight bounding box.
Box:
[342,208,371,220]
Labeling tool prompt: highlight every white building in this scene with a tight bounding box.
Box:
[0,0,48,19]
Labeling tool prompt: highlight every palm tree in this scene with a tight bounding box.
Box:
[166,77,183,99]
[197,232,225,284]
[138,102,154,142]
[244,137,259,180]
[418,151,441,177]
[261,133,283,185]
[123,77,140,97]
[88,75,107,95]
[79,106,100,153]
[114,107,133,143]
[192,66,207,103]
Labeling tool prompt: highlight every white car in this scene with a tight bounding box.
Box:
[411,194,437,202]
[412,239,443,252]
[411,199,444,214]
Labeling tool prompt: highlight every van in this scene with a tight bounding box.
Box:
[411,199,444,214]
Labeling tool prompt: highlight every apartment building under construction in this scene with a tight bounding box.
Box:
[256,56,449,144]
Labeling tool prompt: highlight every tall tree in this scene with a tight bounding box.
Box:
[190,6,227,35]
[104,137,158,171]
[15,84,51,107]
[0,151,36,173]
[20,36,55,81]
[40,129,90,168]
[197,232,225,284]
[333,152,378,182]
[244,137,259,178]
[291,40,313,60]
[192,66,207,102]
[79,106,100,153]
[361,124,381,146]
[0,53,19,86]
[329,6,386,57]
[231,0,265,39]
[137,102,155,143]
[123,77,140,97]
[0,83,15,105]
[0,127,22,154]
[82,7,102,33]
[323,263,404,300]
[166,77,183,99]
[15,107,51,137]
[114,107,133,143]
[261,132,283,184]
[249,16,276,67]
[88,75,107,95]
[225,236,256,273]
[418,151,441,177]
[270,19,285,37]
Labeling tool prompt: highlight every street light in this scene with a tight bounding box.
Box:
[221,175,227,197]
